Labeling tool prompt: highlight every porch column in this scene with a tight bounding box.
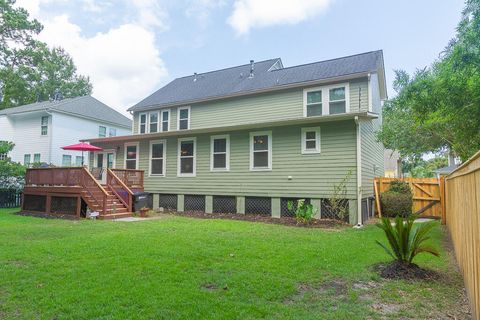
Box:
[236,196,245,214]
[271,197,280,218]
[177,194,185,212]
[205,195,213,213]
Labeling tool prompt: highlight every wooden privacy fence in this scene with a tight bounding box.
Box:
[445,150,480,319]
[373,177,443,219]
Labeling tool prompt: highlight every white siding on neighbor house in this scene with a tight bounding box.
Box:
[0,115,14,142]
[7,111,52,164]
[50,112,130,166]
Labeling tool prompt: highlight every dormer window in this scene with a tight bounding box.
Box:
[305,91,322,116]
[329,87,346,114]
[161,109,170,132]
[178,106,190,130]
[149,112,159,133]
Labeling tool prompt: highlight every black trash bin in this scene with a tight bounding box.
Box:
[132,192,152,212]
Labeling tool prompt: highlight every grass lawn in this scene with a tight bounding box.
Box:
[0,208,468,319]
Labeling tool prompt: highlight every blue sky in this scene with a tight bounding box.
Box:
[18,0,465,115]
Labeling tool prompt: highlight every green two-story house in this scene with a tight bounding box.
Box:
[85,51,387,224]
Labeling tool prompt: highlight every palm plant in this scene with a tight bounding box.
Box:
[376,215,439,264]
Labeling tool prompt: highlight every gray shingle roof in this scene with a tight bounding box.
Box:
[0,96,132,128]
[129,50,384,111]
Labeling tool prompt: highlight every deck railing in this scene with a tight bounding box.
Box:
[110,169,144,192]
[107,169,133,212]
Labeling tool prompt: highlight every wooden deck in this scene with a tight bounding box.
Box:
[22,167,144,219]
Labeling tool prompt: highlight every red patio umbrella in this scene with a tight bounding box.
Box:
[62,142,103,166]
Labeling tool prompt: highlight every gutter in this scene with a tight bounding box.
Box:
[354,116,363,226]
[82,112,378,143]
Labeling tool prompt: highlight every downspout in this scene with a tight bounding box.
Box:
[45,108,53,164]
[354,116,362,226]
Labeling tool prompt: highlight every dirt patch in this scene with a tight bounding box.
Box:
[371,302,401,314]
[374,261,440,281]
[16,211,78,220]
[167,211,347,229]
[283,280,348,305]
[200,283,228,291]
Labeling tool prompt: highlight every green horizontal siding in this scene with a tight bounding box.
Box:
[132,78,369,134]
[98,120,358,199]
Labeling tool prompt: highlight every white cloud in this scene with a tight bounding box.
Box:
[39,15,168,114]
[129,0,169,31]
[227,0,333,35]
[185,0,225,27]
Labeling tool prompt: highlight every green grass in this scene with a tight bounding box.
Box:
[0,208,466,319]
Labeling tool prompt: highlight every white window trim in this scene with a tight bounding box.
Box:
[139,112,148,134]
[99,125,107,138]
[177,106,191,130]
[149,111,159,133]
[177,137,196,177]
[94,150,117,169]
[149,140,166,177]
[249,131,272,171]
[303,83,350,117]
[124,142,139,170]
[161,109,171,132]
[41,116,48,136]
[33,153,41,163]
[210,134,230,172]
[301,127,321,154]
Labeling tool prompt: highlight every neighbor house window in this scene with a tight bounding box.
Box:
[301,127,321,154]
[124,143,139,169]
[41,116,48,135]
[75,156,83,166]
[329,87,346,114]
[62,155,72,167]
[305,90,322,117]
[250,131,272,170]
[161,109,170,132]
[149,140,166,176]
[33,153,41,163]
[139,113,147,134]
[303,83,349,117]
[109,128,117,137]
[99,126,107,138]
[211,135,229,171]
[0,153,7,161]
[178,106,190,130]
[149,112,159,133]
[178,138,195,176]
[24,154,31,165]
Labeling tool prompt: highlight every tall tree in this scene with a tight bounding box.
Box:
[0,0,92,109]
[378,0,480,161]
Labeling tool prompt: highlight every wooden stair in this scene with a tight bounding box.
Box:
[81,185,133,219]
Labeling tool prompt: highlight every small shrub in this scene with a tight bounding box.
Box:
[376,215,439,265]
[380,180,413,217]
[287,199,317,224]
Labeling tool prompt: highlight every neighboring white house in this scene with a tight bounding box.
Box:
[0,96,131,166]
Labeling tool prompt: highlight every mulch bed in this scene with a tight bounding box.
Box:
[166,211,348,229]
[373,261,440,281]
[16,211,79,220]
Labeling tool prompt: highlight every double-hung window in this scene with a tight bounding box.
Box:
[301,127,321,154]
[178,107,190,130]
[161,109,170,132]
[139,113,147,134]
[75,156,83,166]
[125,143,139,169]
[305,90,322,116]
[41,116,48,135]
[149,112,159,133]
[304,83,349,117]
[150,140,166,176]
[211,135,229,171]
[62,155,71,167]
[250,131,272,171]
[24,154,31,165]
[33,153,41,163]
[99,126,107,138]
[178,138,195,176]
[329,87,346,114]
[109,128,117,137]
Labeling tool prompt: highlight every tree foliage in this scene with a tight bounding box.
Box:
[0,0,92,109]
[0,141,25,189]
[378,0,480,161]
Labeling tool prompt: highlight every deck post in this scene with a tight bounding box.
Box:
[45,195,52,215]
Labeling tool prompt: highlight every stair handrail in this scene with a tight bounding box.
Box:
[107,168,134,213]
[81,167,109,215]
